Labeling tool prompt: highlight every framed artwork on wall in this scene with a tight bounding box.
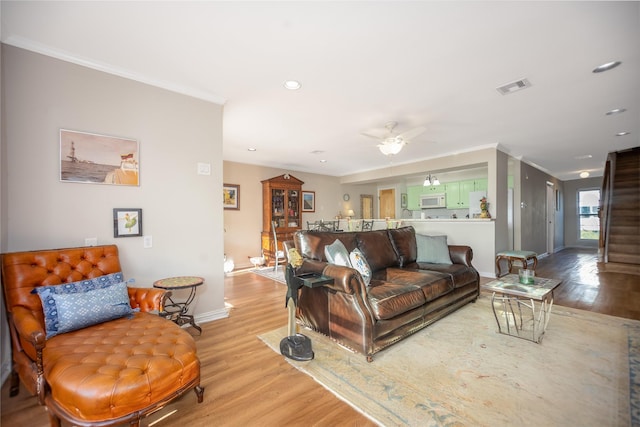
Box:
[401,193,408,208]
[60,129,139,186]
[113,208,142,237]
[302,191,315,212]
[223,184,240,210]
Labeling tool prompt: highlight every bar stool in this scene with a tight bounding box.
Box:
[496,250,538,277]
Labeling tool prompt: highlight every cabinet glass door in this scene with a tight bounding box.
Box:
[288,190,299,227]
[272,189,285,227]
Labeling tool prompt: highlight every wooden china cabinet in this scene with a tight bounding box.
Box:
[261,174,304,265]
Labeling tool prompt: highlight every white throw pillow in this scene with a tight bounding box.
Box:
[415,234,452,264]
[349,248,372,285]
[325,239,352,267]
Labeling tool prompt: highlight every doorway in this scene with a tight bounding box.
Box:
[546,182,555,255]
[360,195,374,219]
[379,188,396,219]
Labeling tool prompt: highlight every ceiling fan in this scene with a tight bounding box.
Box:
[361,121,427,155]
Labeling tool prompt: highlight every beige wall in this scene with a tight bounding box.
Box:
[1,45,226,359]
[223,161,350,270]
[519,162,564,255]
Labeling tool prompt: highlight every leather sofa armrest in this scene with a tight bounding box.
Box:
[128,287,169,312]
[448,245,474,267]
[321,264,367,296]
[11,306,46,349]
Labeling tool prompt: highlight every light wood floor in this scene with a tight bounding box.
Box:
[2,247,638,426]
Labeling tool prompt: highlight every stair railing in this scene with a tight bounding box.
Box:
[599,152,615,263]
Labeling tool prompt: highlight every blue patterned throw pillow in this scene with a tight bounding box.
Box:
[349,248,372,286]
[33,272,135,338]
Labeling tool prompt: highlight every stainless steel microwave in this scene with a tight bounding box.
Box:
[420,193,446,209]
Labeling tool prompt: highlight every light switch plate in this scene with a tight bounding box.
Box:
[143,235,153,248]
[197,162,211,175]
[85,237,97,246]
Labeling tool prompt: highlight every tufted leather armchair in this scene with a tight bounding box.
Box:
[1,245,204,427]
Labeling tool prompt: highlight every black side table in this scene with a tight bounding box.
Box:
[280,265,334,361]
[153,276,204,335]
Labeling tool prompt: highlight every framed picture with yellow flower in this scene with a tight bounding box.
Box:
[223,184,240,210]
[113,208,142,237]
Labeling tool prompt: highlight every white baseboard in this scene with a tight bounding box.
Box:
[195,307,229,324]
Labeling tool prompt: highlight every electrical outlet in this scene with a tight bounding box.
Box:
[85,237,98,246]
[143,235,153,248]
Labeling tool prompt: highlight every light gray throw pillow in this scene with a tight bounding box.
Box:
[325,239,352,267]
[416,234,452,264]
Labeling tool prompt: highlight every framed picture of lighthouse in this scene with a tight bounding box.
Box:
[60,129,139,186]
[113,208,143,237]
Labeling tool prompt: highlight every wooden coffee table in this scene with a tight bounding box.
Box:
[482,274,562,343]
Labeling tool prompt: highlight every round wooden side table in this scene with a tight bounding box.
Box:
[153,276,204,335]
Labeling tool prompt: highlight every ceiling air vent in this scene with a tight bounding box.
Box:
[496,78,532,95]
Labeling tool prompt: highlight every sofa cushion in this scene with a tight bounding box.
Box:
[35,279,134,338]
[325,239,352,267]
[388,226,417,266]
[385,268,454,302]
[367,281,426,320]
[416,234,452,264]
[356,230,399,272]
[417,262,478,289]
[349,248,371,285]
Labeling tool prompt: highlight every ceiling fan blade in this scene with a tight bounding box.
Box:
[397,126,427,141]
[360,132,385,141]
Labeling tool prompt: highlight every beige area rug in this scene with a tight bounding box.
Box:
[259,295,640,427]
[251,266,286,284]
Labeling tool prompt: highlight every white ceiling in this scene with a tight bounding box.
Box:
[2,1,639,181]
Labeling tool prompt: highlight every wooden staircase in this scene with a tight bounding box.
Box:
[599,147,640,274]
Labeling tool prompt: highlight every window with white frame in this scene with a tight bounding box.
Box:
[578,189,600,240]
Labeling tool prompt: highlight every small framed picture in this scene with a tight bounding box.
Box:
[302,191,315,212]
[401,193,408,208]
[223,184,240,210]
[113,208,142,237]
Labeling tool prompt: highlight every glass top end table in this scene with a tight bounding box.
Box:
[483,274,562,343]
[153,276,204,335]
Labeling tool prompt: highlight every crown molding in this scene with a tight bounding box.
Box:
[3,36,227,105]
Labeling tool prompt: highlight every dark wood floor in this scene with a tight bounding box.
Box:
[1,247,638,426]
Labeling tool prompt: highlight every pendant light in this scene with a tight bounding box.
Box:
[423,174,440,186]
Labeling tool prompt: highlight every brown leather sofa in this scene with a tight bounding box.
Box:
[289,226,479,361]
[1,245,204,426]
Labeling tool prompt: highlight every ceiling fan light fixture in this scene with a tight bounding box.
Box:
[378,142,403,155]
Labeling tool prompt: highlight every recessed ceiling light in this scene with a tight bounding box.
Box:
[615,131,630,136]
[575,154,593,160]
[580,171,590,178]
[319,159,327,163]
[247,148,257,151]
[592,61,621,73]
[606,108,627,116]
[283,80,301,90]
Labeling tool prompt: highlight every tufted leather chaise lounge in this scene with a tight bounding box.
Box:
[1,245,204,426]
